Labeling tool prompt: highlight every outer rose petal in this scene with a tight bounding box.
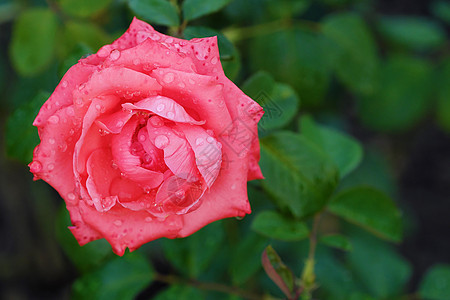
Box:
[77,201,183,255]
[177,135,251,237]
[151,68,232,133]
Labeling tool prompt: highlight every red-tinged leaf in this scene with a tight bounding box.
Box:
[261,245,295,299]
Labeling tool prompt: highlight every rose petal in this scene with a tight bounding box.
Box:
[111,117,164,189]
[178,135,252,237]
[177,124,222,187]
[77,201,183,256]
[33,63,97,127]
[85,148,121,212]
[146,121,198,181]
[151,68,232,133]
[73,66,162,110]
[122,95,205,125]
[95,110,133,134]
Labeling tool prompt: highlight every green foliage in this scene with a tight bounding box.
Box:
[162,221,225,278]
[10,8,58,76]
[419,264,450,300]
[72,252,154,300]
[431,0,450,24]
[300,116,363,178]
[436,58,450,132]
[358,55,434,132]
[329,186,403,242]
[346,230,412,298]
[57,0,113,18]
[251,210,309,241]
[377,16,446,50]
[242,71,300,132]
[249,29,331,107]
[182,0,232,21]
[321,12,378,95]
[319,234,352,251]
[154,285,204,300]
[260,131,339,218]
[128,0,180,27]
[6,91,49,164]
[184,26,240,80]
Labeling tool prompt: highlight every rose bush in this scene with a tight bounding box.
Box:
[29,18,264,255]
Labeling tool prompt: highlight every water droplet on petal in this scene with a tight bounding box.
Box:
[110,49,121,61]
[145,216,152,222]
[154,135,169,149]
[48,138,55,145]
[29,161,42,173]
[116,120,124,127]
[48,163,55,171]
[114,220,123,226]
[61,81,68,88]
[156,103,165,112]
[150,116,164,127]
[138,134,146,142]
[206,136,214,143]
[163,72,174,83]
[175,189,185,199]
[231,183,237,190]
[167,111,175,119]
[195,138,204,146]
[48,115,59,124]
[211,56,218,65]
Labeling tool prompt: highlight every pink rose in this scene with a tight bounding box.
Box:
[29,18,264,255]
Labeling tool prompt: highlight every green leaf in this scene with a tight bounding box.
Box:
[261,245,295,298]
[129,0,180,27]
[154,285,204,300]
[436,58,450,132]
[249,29,331,107]
[358,55,433,132]
[419,264,450,300]
[72,252,154,300]
[229,232,267,285]
[346,230,412,298]
[301,116,363,178]
[251,210,309,241]
[328,186,402,242]
[184,26,240,80]
[321,12,378,95]
[57,20,110,59]
[10,8,58,76]
[58,0,113,18]
[377,16,446,50]
[55,205,113,273]
[6,91,49,163]
[260,131,339,218]
[182,0,232,21]
[58,43,94,79]
[319,234,352,251]
[242,71,300,131]
[315,248,361,300]
[431,1,450,24]
[162,221,224,278]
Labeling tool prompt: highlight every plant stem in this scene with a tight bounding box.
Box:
[299,213,322,299]
[154,273,269,300]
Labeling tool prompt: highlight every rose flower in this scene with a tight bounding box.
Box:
[29,18,264,255]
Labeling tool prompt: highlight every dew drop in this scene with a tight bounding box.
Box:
[156,103,165,112]
[154,135,169,149]
[67,107,75,116]
[206,136,214,143]
[116,120,124,127]
[133,58,140,65]
[195,138,204,146]
[167,111,175,119]
[110,49,121,61]
[175,189,185,199]
[48,164,55,171]
[145,216,152,223]
[138,134,146,142]
[61,81,68,88]
[231,183,237,190]
[114,220,123,226]
[211,56,218,65]
[67,193,76,201]
[29,161,42,173]
[150,116,164,127]
[48,138,55,145]
[163,72,175,83]
[48,115,59,124]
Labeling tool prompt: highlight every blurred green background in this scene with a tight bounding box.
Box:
[1,0,449,299]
